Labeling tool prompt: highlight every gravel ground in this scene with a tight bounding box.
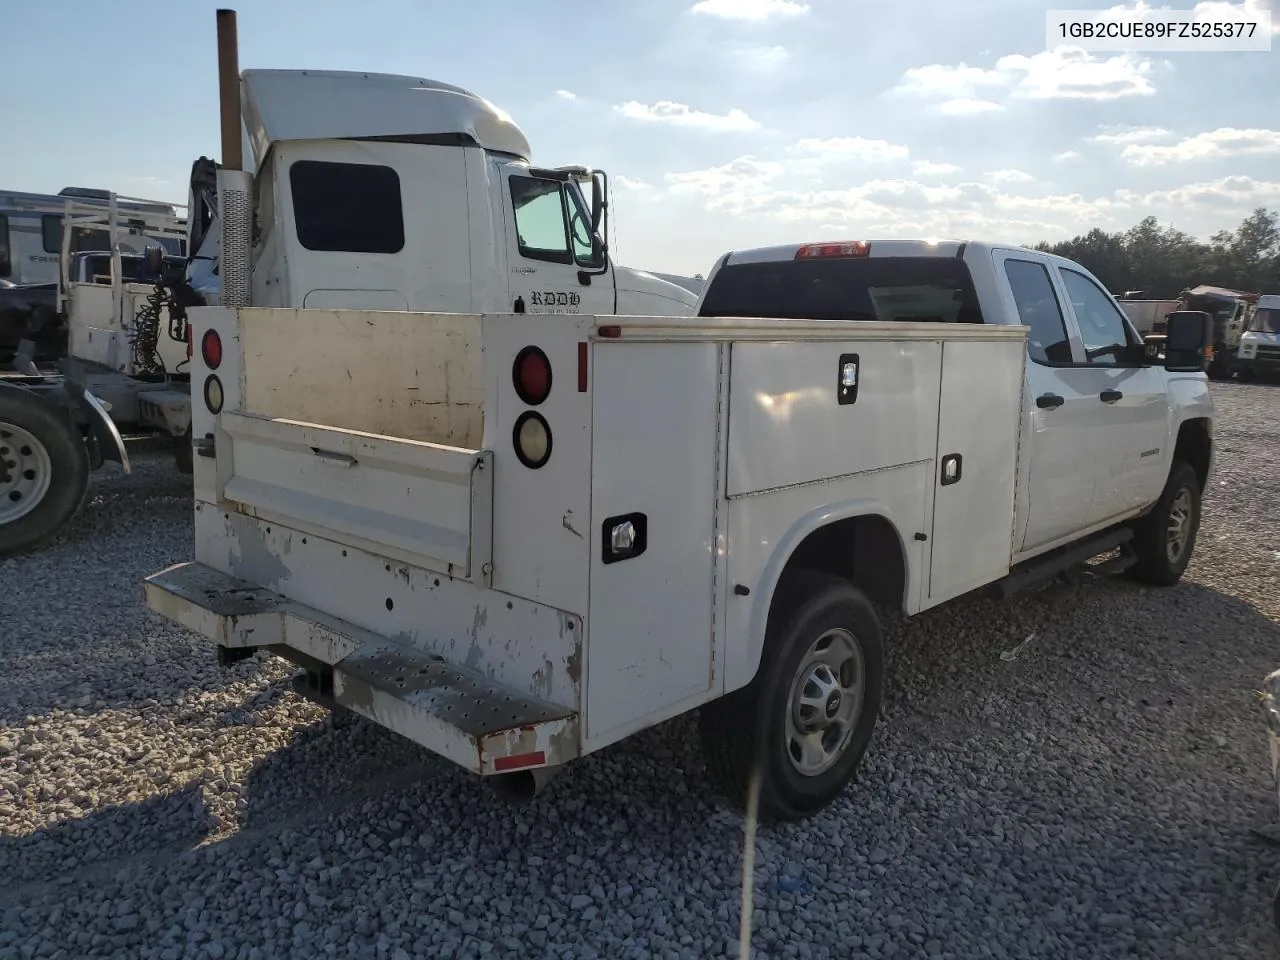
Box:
[2,383,1279,960]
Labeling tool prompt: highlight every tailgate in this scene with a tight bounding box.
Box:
[217,411,492,583]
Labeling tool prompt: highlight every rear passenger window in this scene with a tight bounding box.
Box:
[0,214,10,277]
[1004,259,1072,365]
[290,160,405,254]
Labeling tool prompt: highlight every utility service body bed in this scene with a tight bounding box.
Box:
[145,305,1028,778]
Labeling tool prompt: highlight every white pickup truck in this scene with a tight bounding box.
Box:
[143,236,1214,822]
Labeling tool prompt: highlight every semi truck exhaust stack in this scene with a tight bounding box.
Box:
[214,8,252,308]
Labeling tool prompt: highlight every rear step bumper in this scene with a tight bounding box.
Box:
[143,562,578,775]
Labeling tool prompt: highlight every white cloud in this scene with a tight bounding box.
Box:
[1120,126,1280,165]
[665,156,785,212]
[615,175,654,191]
[1091,125,1172,144]
[1054,149,1082,162]
[555,89,577,100]
[1192,0,1280,33]
[1101,0,1279,34]
[894,46,1156,107]
[661,154,1280,245]
[939,98,1005,115]
[615,100,761,132]
[912,160,962,176]
[690,0,809,20]
[789,136,910,163]
[988,169,1035,183]
[745,44,790,66]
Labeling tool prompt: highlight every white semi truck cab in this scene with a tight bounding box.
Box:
[1236,294,1280,380]
[190,69,697,320]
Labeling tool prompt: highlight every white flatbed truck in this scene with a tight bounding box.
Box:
[144,228,1215,819]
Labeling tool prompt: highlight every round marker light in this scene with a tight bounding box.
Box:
[203,374,224,415]
[513,411,552,469]
[201,329,223,370]
[513,346,552,406]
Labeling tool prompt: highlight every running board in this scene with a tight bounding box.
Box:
[990,527,1134,600]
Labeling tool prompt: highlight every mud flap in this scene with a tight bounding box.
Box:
[62,380,130,475]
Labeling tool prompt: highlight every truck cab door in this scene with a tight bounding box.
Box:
[997,252,1099,555]
[501,172,615,317]
[1052,264,1170,524]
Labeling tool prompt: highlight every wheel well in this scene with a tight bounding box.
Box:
[778,514,906,610]
[1174,418,1211,491]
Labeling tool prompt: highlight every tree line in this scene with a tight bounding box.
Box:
[1034,207,1280,301]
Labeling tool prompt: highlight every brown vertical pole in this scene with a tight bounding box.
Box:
[216,9,243,171]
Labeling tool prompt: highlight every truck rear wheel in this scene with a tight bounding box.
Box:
[699,570,884,822]
[0,387,90,557]
[1125,460,1201,586]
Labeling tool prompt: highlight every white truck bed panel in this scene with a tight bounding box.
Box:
[238,307,484,448]
[218,411,491,580]
[726,340,943,497]
[924,338,1024,606]
[585,341,721,746]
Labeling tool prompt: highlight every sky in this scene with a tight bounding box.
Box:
[2,0,1278,277]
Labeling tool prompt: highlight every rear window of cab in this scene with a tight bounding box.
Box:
[698,256,984,324]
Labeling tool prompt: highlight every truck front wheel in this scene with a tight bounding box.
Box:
[0,388,91,557]
[699,570,884,822]
[1126,460,1201,586]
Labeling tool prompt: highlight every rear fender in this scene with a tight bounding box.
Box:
[732,498,912,692]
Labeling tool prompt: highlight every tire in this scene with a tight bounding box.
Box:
[698,570,884,822]
[0,387,91,557]
[1238,366,1255,382]
[1125,460,1201,586]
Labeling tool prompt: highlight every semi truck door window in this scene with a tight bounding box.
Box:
[1004,259,1072,365]
[289,160,405,254]
[509,176,572,265]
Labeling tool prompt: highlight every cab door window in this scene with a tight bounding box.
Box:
[1059,267,1139,365]
[510,177,572,265]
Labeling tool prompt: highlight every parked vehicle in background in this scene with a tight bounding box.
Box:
[0,187,185,286]
[1236,294,1280,381]
[1117,297,1183,337]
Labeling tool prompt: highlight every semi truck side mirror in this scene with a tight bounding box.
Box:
[1163,310,1212,372]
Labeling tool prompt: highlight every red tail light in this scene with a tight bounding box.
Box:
[513,346,552,406]
[795,241,870,260]
[201,329,223,370]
